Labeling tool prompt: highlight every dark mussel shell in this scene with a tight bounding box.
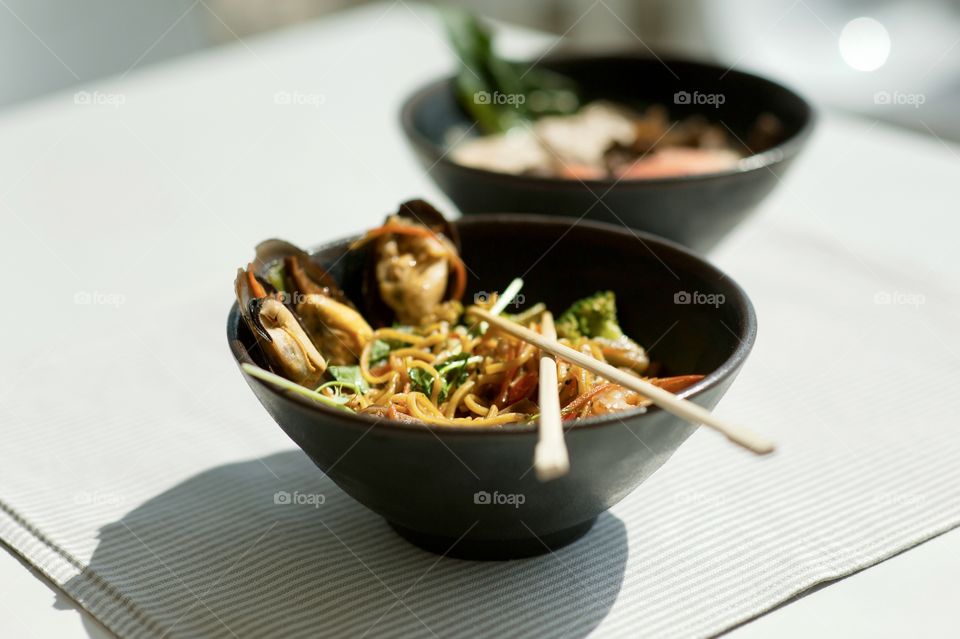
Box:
[234,264,311,348]
[396,198,461,250]
[244,296,276,343]
[234,267,272,343]
[254,239,352,305]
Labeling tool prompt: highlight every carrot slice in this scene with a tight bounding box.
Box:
[561,383,615,420]
[448,253,467,301]
[246,263,268,299]
[351,224,437,247]
[646,374,705,393]
[506,371,538,406]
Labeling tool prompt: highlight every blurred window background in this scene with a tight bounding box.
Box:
[2,0,958,140]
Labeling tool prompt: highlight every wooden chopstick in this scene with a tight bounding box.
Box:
[470,308,774,455]
[534,312,570,480]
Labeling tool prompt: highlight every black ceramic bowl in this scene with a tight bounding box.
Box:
[401,54,814,252]
[227,215,757,559]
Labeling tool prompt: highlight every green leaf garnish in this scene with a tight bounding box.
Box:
[241,363,354,413]
[408,366,437,398]
[408,354,483,403]
[326,365,370,393]
[368,339,393,367]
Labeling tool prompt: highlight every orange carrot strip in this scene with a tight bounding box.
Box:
[646,375,705,393]
[561,383,615,420]
[246,264,268,299]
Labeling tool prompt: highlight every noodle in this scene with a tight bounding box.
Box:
[374,328,426,345]
[484,347,535,374]
[361,340,395,384]
[407,392,524,426]
[464,393,490,416]
[420,332,448,348]
[372,372,400,405]
[455,332,476,353]
[458,412,525,426]
[444,380,475,418]
[392,347,435,362]
[578,365,591,393]
[475,372,504,386]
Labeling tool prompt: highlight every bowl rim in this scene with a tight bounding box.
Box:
[399,51,816,189]
[227,214,757,436]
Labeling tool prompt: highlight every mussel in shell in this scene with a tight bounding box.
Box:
[354,199,466,327]
[252,240,373,366]
[234,265,327,388]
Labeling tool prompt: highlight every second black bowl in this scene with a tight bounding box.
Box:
[401,54,814,252]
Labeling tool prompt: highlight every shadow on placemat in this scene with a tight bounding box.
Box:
[65,450,627,638]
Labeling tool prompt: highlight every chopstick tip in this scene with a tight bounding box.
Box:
[746,438,776,456]
[534,444,570,481]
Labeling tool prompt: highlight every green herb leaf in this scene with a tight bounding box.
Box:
[368,339,393,366]
[436,353,482,390]
[326,365,369,393]
[408,367,437,398]
[410,354,484,404]
[264,262,286,293]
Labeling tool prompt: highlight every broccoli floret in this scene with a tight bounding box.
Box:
[555,291,625,340]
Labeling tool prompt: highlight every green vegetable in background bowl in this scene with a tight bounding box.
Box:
[441,9,580,134]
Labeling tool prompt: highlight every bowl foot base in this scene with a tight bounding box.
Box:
[387,518,596,560]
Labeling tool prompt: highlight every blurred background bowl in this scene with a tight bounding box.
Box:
[227,214,757,559]
[401,54,814,252]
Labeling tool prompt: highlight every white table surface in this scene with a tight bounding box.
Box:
[2,3,959,637]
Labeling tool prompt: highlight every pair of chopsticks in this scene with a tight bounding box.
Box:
[471,308,774,480]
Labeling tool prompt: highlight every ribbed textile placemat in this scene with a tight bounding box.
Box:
[2,215,958,638]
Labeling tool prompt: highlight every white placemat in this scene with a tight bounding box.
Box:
[2,213,958,638]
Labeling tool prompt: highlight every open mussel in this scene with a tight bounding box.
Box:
[234,265,327,388]
[353,199,467,327]
[254,239,352,305]
[251,240,373,366]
